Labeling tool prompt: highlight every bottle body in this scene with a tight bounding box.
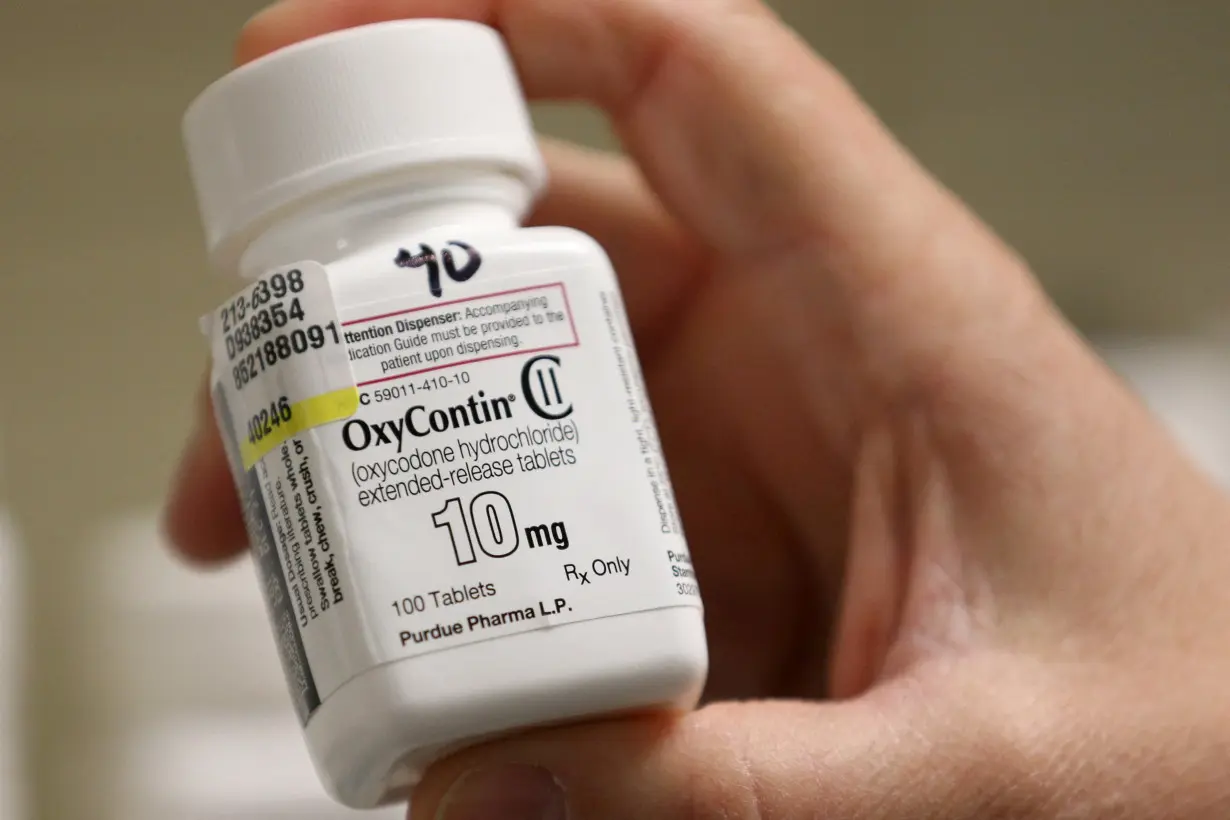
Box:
[309,582,706,808]
[206,218,708,808]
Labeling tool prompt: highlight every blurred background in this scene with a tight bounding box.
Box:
[0,1,1228,818]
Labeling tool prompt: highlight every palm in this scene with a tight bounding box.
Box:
[635,249,851,703]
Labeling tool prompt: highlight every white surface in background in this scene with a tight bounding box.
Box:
[104,527,266,614]
[89,513,403,819]
[1099,339,1230,487]
[0,511,25,820]
[122,714,403,820]
[93,513,288,710]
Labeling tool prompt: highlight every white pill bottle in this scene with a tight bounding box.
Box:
[182,19,708,809]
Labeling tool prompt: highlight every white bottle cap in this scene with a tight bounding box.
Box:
[183,20,547,271]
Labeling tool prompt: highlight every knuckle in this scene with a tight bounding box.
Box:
[672,703,774,820]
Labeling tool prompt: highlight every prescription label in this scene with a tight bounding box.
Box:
[205,242,701,724]
[203,262,359,469]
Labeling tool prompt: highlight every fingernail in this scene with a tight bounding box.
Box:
[436,765,567,820]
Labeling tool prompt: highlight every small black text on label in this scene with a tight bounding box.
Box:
[232,321,342,391]
[564,556,631,587]
[219,268,305,333]
[247,396,293,446]
[224,298,306,359]
[391,581,497,618]
[396,596,570,648]
[359,371,472,405]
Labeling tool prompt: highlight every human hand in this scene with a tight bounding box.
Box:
[165,1,1230,817]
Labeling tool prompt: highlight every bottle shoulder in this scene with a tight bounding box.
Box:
[423,224,613,272]
[511,224,612,263]
[319,224,615,309]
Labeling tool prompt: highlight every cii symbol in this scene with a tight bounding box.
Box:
[521,354,572,420]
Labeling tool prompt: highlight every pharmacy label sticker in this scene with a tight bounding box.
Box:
[203,262,359,469]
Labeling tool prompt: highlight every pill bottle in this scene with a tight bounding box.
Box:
[181,19,708,809]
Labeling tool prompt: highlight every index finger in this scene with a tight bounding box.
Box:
[239,0,959,273]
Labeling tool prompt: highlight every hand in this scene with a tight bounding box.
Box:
[165,1,1230,816]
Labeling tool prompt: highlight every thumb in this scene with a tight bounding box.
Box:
[410,674,1036,820]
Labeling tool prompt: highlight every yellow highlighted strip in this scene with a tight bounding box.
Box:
[240,387,360,470]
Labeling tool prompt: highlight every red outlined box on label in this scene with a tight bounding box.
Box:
[343,283,580,388]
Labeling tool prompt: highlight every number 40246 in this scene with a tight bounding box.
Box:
[247,397,293,445]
